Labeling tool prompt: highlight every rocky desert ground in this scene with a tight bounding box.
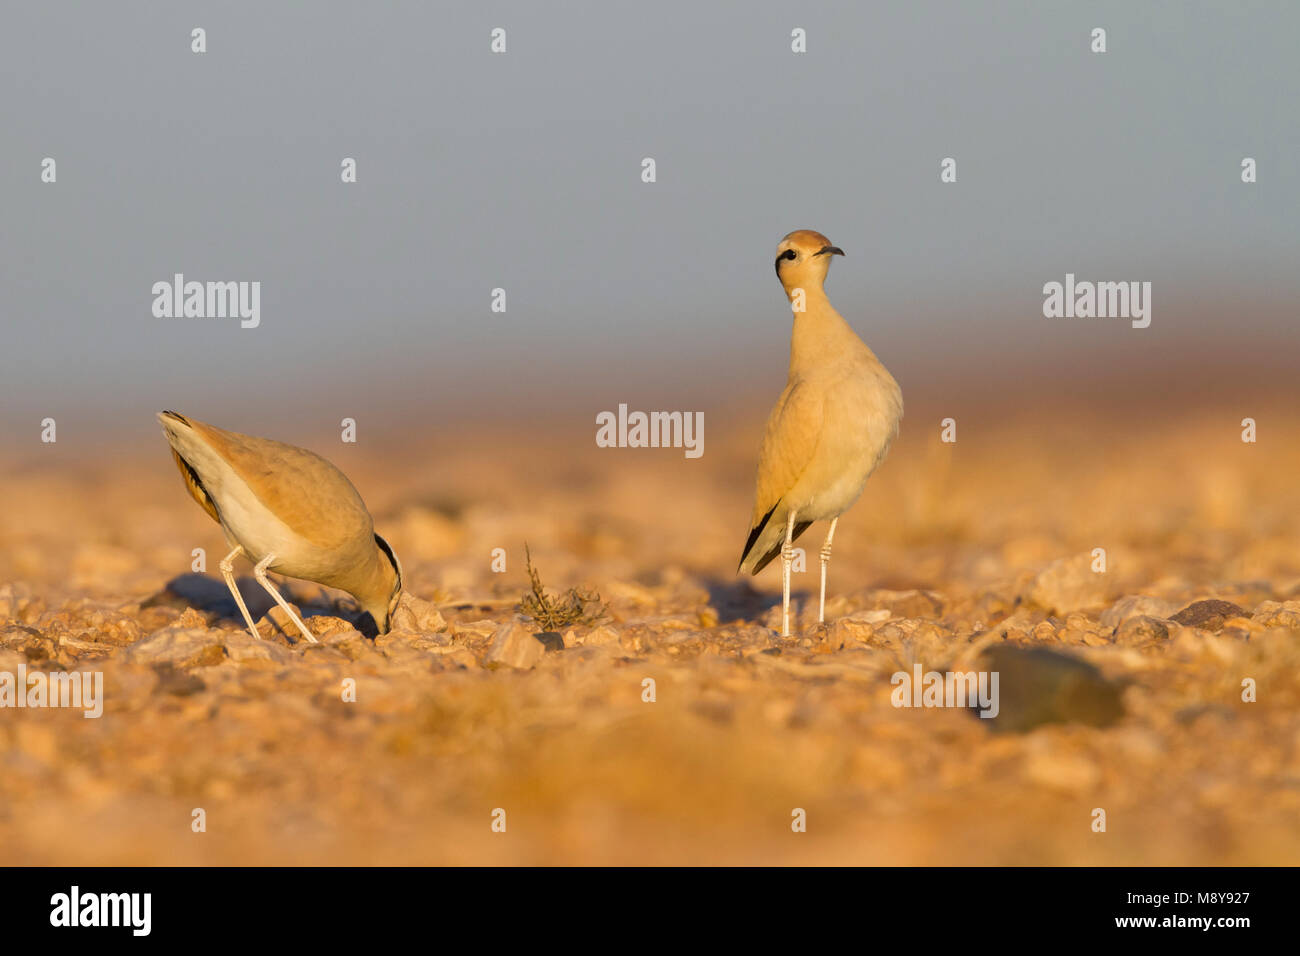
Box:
[1,401,1298,865]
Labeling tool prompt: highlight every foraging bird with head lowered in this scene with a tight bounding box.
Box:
[157,411,403,642]
[738,230,902,636]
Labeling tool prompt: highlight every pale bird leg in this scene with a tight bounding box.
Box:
[819,517,838,624]
[781,510,798,637]
[219,545,261,641]
[252,554,317,644]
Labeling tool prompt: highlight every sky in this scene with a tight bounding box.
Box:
[2,1,1297,443]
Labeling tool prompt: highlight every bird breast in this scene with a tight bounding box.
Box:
[795,361,902,520]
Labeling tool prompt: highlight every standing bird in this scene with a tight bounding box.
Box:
[738,230,902,636]
[157,411,403,642]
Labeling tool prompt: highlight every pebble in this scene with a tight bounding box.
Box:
[485,618,548,669]
[978,644,1125,733]
[126,627,225,668]
[1114,615,1170,646]
[1099,594,1180,627]
[1252,600,1300,630]
[1029,554,1110,614]
[1170,599,1248,631]
[390,592,448,633]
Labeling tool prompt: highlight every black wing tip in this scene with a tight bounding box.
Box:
[746,519,813,575]
[739,503,779,573]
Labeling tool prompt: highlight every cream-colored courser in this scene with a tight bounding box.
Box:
[157,411,402,642]
[738,230,903,636]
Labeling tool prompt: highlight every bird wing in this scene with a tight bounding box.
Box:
[168,447,221,525]
[186,418,374,551]
[739,380,824,570]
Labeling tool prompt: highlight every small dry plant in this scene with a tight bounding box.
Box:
[517,544,608,630]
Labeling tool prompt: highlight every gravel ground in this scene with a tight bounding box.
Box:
[2,409,1298,865]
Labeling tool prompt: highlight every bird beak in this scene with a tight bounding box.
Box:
[815,245,845,257]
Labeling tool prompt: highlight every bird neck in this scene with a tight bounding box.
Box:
[788,287,858,375]
[354,546,399,631]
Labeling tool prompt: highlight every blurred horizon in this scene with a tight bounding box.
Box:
[3,1,1298,442]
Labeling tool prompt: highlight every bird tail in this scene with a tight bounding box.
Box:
[738,502,811,574]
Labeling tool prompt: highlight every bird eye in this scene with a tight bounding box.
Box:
[782,249,797,260]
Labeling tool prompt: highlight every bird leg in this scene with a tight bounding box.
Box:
[819,517,838,624]
[252,554,317,644]
[219,545,261,640]
[781,510,797,637]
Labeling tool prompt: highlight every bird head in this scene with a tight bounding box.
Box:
[773,229,844,297]
[359,533,404,634]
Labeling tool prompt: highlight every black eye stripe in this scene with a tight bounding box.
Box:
[774,249,797,275]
